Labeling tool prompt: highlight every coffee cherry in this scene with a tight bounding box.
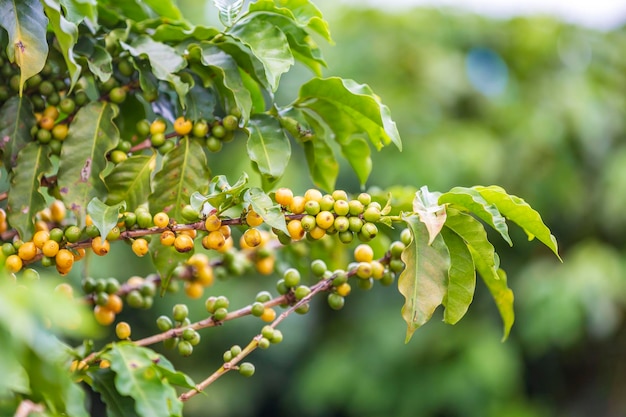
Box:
[310,259,327,277]
[336,282,351,297]
[118,59,134,76]
[371,261,385,279]
[255,255,275,275]
[348,200,364,216]
[5,254,23,273]
[107,226,121,241]
[294,285,311,301]
[289,196,306,214]
[354,244,374,262]
[269,329,283,344]
[390,241,406,258]
[202,231,225,251]
[18,241,37,261]
[150,119,166,135]
[222,115,239,131]
[94,305,115,326]
[174,116,193,135]
[126,290,144,309]
[338,230,354,244]
[109,87,127,104]
[157,315,173,331]
[304,189,323,202]
[136,119,151,137]
[64,225,82,243]
[174,234,194,253]
[163,337,178,350]
[243,228,262,248]
[348,217,363,233]
[173,304,189,322]
[380,270,395,286]
[260,307,276,322]
[256,291,272,303]
[359,222,378,240]
[251,302,265,317]
[192,120,209,138]
[328,293,345,310]
[59,97,76,114]
[239,362,255,377]
[357,277,374,290]
[390,259,405,273]
[213,307,228,321]
[287,219,305,240]
[130,238,148,257]
[42,239,60,257]
[315,211,334,230]
[158,230,175,246]
[245,209,263,227]
[295,303,310,314]
[400,228,412,246]
[206,136,222,152]
[204,214,221,231]
[211,124,226,138]
[356,262,372,279]
[178,340,193,357]
[274,188,293,207]
[106,294,124,314]
[153,212,169,228]
[32,230,49,249]
[91,236,110,256]
[304,200,320,215]
[258,337,271,349]
[283,268,301,288]
[116,322,131,339]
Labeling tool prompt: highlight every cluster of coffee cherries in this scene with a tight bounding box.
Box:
[156,304,202,357]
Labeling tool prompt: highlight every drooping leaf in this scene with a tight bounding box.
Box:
[440,227,476,325]
[474,185,560,260]
[105,154,156,212]
[122,35,189,104]
[399,214,450,343]
[149,137,210,221]
[413,186,446,245]
[104,343,183,417]
[296,77,402,151]
[0,96,36,170]
[0,0,49,94]
[444,209,514,340]
[247,114,291,187]
[57,102,119,223]
[7,142,52,241]
[87,198,126,241]
[90,368,140,417]
[217,35,271,92]
[438,186,512,246]
[230,16,294,91]
[152,355,196,389]
[190,172,249,213]
[41,0,82,89]
[243,187,288,234]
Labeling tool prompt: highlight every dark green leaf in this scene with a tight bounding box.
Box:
[87,197,126,240]
[7,143,52,241]
[149,137,210,222]
[153,356,195,389]
[0,0,49,94]
[57,102,119,224]
[0,96,36,170]
[440,227,476,325]
[106,154,156,212]
[243,187,288,234]
[75,39,112,82]
[90,368,140,417]
[184,83,217,122]
[247,114,291,186]
[474,185,560,260]
[41,0,81,88]
[438,186,512,246]
[399,214,450,343]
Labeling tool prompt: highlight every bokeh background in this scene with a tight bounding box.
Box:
[89,1,626,416]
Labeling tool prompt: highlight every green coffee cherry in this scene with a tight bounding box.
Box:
[390,241,406,258]
[310,259,327,277]
[261,325,275,340]
[172,304,189,322]
[258,337,271,349]
[178,340,193,356]
[270,329,283,344]
[126,290,144,308]
[276,279,288,295]
[251,302,265,317]
[213,307,228,321]
[157,315,173,331]
[294,285,311,301]
[223,350,233,362]
[400,228,412,246]
[283,268,301,288]
[256,291,272,303]
[163,337,178,350]
[238,362,255,377]
[230,345,242,357]
[327,293,345,310]
[295,303,310,314]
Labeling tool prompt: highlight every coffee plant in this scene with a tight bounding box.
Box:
[0,0,561,416]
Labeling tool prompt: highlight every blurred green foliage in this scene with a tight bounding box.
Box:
[79,2,626,416]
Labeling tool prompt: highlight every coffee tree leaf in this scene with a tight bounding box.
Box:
[57,102,119,224]
[75,39,112,82]
[413,186,446,245]
[444,208,514,340]
[87,197,126,241]
[440,226,476,325]
[150,238,192,296]
[296,77,402,151]
[106,154,156,212]
[90,368,140,417]
[438,186,512,246]
[7,142,52,242]
[474,185,561,260]
[41,0,81,89]
[0,96,36,170]
[149,137,209,222]
[0,0,48,94]
[247,114,291,187]
[399,214,450,343]
[230,16,294,91]
[248,0,331,42]
[243,187,288,234]
[58,0,98,27]
[141,0,183,21]
[152,355,196,390]
[104,343,183,417]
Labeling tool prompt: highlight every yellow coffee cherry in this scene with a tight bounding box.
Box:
[91,236,110,256]
[287,219,305,241]
[187,253,209,267]
[336,282,351,297]
[179,229,197,238]
[202,231,225,251]
[55,248,74,272]
[174,116,193,135]
[260,307,276,322]
[184,281,204,299]
[85,214,93,226]
[32,230,50,249]
[219,225,231,239]
[204,214,222,232]
[289,196,306,214]
[73,247,86,261]
[0,208,6,223]
[94,305,115,326]
[18,241,38,261]
[34,220,49,233]
[246,209,264,227]
[42,239,60,257]
[354,244,374,263]
[5,254,23,273]
[304,189,323,202]
[371,260,385,279]
[274,187,294,207]
[219,236,234,253]
[196,264,214,286]
[99,360,111,369]
[174,234,194,253]
[255,255,275,275]
[243,228,262,248]
[115,321,132,339]
[150,118,166,135]
[50,200,66,222]
[160,230,176,246]
[315,211,334,230]
[131,238,149,257]
[308,226,326,240]
[153,212,169,228]
[106,294,124,314]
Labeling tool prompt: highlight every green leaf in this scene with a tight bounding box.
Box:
[440,227,476,325]
[152,355,195,389]
[0,0,49,94]
[190,172,249,213]
[150,238,192,296]
[296,77,402,151]
[438,186,512,246]
[104,343,183,417]
[75,39,112,82]
[217,35,271,92]
[474,185,561,260]
[184,83,217,122]
[0,96,36,170]
[58,0,98,27]
[399,214,450,343]
[7,143,52,241]
[250,0,331,42]
[413,186,446,245]
[90,368,140,417]
[41,0,82,89]
[122,35,189,104]
[106,154,156,212]
[87,197,126,241]
[444,209,513,340]
[57,102,119,223]
[141,0,183,21]
[247,114,291,186]
[243,187,288,234]
[149,137,210,222]
[230,16,294,91]
[153,23,219,42]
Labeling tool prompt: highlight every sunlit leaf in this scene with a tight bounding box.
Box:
[141,0,183,21]
[440,227,475,325]
[87,197,126,241]
[58,0,98,27]
[57,102,119,224]
[106,154,156,212]
[413,186,446,245]
[399,214,450,343]
[153,23,219,42]
[217,35,271,92]
[249,0,332,42]
[0,96,36,170]
[190,172,249,213]
[7,143,52,241]
[247,114,291,186]
[474,185,560,260]
[0,0,48,94]
[243,187,288,234]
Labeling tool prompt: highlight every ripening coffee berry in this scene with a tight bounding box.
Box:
[174,116,193,135]
[287,220,305,240]
[222,115,239,131]
[172,304,189,322]
[354,244,374,263]
[153,212,169,228]
[213,307,228,321]
[274,187,293,207]
[116,322,132,339]
[5,254,22,273]
[304,200,320,216]
[359,222,378,240]
[239,362,255,377]
[55,248,74,270]
[304,188,323,202]
[371,261,385,279]
[174,234,194,253]
[269,329,283,344]
[315,211,334,230]
[300,215,316,232]
[18,241,37,261]
[289,196,306,214]
[202,231,225,251]
[245,209,263,227]
[260,307,276,322]
[255,255,275,275]
[192,120,209,138]
[150,119,166,135]
[106,294,124,314]
[160,230,176,246]
[336,282,351,297]
[64,225,82,243]
[356,262,373,279]
[204,214,221,232]
[108,86,127,104]
[258,337,271,349]
[91,236,110,256]
[243,228,262,248]
[184,281,204,299]
[131,238,149,257]
[94,305,115,326]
